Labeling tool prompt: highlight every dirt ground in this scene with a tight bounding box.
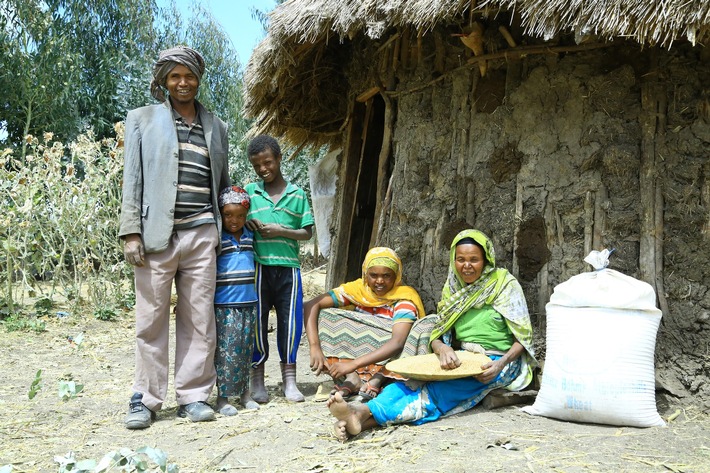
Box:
[1,269,709,473]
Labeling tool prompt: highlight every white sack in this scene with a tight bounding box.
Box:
[308,149,339,257]
[522,255,665,428]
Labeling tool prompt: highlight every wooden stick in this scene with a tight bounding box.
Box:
[375,33,399,54]
[639,52,659,288]
[584,190,594,255]
[434,31,445,74]
[498,25,517,47]
[390,41,615,97]
[375,173,395,246]
[400,26,410,71]
[392,31,401,73]
[655,87,669,315]
[356,86,381,103]
[539,198,555,317]
[370,84,394,247]
[593,183,607,250]
[655,179,669,315]
[512,177,523,278]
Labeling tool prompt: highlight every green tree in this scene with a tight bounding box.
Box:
[0,0,161,149]
[0,1,82,154]
[58,0,161,137]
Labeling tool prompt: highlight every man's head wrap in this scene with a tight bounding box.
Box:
[150,46,205,102]
[219,186,250,209]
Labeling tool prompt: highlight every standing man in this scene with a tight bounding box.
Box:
[119,46,230,429]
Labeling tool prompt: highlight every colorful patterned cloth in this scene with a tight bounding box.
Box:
[214,305,257,397]
[319,308,435,381]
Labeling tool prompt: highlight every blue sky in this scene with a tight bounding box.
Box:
[165,0,277,65]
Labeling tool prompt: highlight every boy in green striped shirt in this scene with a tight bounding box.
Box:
[244,135,314,403]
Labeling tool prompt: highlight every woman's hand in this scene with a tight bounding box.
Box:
[437,345,462,370]
[328,360,358,380]
[309,346,329,376]
[475,358,505,384]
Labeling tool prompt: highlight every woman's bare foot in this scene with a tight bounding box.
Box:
[326,392,371,441]
[332,420,349,442]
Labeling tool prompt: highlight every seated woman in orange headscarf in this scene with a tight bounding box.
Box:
[303,247,429,401]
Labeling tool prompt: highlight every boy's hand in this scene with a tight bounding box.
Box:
[245,219,263,231]
[257,223,282,238]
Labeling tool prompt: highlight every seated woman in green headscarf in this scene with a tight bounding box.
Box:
[304,247,429,401]
[326,229,537,441]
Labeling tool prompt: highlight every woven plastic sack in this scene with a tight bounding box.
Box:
[522,250,665,427]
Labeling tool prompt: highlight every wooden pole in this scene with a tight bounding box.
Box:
[655,84,669,315]
[584,190,594,256]
[639,80,657,287]
[512,177,523,278]
[593,183,608,251]
[370,89,394,247]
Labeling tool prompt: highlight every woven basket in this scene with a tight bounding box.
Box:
[385,351,492,381]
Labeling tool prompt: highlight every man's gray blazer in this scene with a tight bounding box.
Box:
[118,100,230,253]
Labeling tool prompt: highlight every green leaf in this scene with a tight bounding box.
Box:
[28,369,42,400]
[58,380,83,400]
[137,446,168,468]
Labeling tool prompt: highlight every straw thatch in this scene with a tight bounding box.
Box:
[244,0,710,147]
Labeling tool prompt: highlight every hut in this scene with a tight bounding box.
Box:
[244,0,710,405]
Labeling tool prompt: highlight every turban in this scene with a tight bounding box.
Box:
[219,186,250,209]
[150,45,205,102]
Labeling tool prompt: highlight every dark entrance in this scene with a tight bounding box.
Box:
[327,94,389,286]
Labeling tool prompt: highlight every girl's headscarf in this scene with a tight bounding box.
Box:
[334,247,426,318]
[219,185,250,209]
[150,45,206,102]
[431,229,537,391]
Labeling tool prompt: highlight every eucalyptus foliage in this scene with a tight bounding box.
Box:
[0,0,249,162]
[0,0,160,148]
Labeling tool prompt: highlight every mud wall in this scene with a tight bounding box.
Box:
[363,39,709,405]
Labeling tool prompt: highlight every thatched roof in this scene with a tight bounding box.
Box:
[244,0,710,148]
